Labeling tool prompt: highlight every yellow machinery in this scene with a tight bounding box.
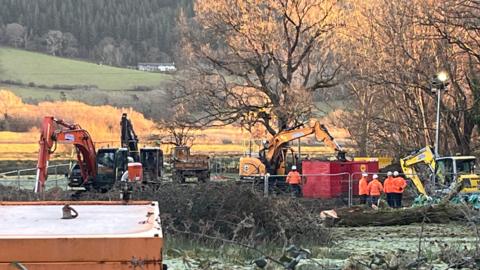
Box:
[354,157,393,169]
[239,121,346,179]
[400,146,480,196]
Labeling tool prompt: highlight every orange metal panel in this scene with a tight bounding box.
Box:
[1,262,163,270]
[0,201,153,206]
[0,238,163,263]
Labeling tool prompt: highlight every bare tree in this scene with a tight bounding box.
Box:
[45,30,63,56]
[175,0,343,135]
[338,0,480,156]
[159,104,197,147]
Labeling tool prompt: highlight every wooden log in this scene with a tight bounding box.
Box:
[333,181,468,227]
[335,204,466,227]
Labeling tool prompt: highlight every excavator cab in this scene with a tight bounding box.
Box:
[140,147,163,181]
[436,156,479,192]
[68,148,128,191]
[94,148,128,190]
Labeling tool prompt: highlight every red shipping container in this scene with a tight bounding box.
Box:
[302,161,345,199]
[301,160,379,199]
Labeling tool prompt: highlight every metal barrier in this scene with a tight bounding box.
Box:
[0,163,71,190]
[350,171,466,197]
[263,173,353,206]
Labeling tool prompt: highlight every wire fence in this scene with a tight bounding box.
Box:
[0,163,71,191]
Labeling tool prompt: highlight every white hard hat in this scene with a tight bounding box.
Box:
[387,171,393,176]
[362,173,368,177]
[373,174,378,179]
[291,165,297,170]
[393,171,399,176]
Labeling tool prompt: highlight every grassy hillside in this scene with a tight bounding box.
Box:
[0,47,171,91]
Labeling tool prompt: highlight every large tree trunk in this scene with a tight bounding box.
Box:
[335,204,465,227]
[335,182,466,227]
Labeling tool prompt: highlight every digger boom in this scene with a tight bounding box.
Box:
[35,116,97,192]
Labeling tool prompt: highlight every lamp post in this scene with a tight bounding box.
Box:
[431,71,449,159]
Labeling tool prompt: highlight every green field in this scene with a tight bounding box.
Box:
[0,47,171,91]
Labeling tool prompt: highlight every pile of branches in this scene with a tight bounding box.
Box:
[0,183,330,245]
[137,183,330,246]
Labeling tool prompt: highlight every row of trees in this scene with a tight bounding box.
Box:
[0,23,79,57]
[174,0,480,157]
[339,0,480,156]
[0,0,193,65]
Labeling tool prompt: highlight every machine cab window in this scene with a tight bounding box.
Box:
[436,158,454,187]
[455,158,476,175]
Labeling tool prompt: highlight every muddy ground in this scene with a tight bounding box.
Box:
[163,223,477,269]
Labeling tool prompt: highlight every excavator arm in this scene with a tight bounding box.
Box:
[120,113,140,162]
[266,121,346,162]
[399,146,436,196]
[35,116,97,192]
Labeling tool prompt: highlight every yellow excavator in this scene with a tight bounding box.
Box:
[239,121,346,180]
[400,146,480,196]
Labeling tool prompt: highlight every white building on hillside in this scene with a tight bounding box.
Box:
[137,62,177,73]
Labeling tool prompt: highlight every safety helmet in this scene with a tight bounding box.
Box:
[362,173,368,177]
[373,174,378,179]
[291,165,297,170]
[387,171,393,176]
[393,171,399,176]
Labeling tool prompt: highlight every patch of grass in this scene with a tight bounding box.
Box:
[0,84,65,100]
[0,47,171,91]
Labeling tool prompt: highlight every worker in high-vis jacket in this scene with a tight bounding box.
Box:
[368,174,383,206]
[393,171,407,208]
[383,171,395,207]
[358,172,369,205]
[286,165,302,197]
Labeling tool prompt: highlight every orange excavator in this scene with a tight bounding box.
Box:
[35,116,135,193]
[239,121,346,180]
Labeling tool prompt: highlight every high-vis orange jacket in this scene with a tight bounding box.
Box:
[393,177,407,193]
[359,177,369,195]
[286,171,301,185]
[368,179,383,196]
[383,176,395,193]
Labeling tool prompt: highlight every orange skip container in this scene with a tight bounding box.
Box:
[0,201,165,270]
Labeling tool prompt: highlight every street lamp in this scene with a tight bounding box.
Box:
[431,71,449,158]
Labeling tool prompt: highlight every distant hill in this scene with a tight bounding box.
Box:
[0,47,171,90]
[0,47,172,120]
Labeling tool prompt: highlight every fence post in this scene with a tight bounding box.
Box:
[54,165,58,188]
[264,174,269,197]
[17,170,21,189]
[348,173,352,207]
